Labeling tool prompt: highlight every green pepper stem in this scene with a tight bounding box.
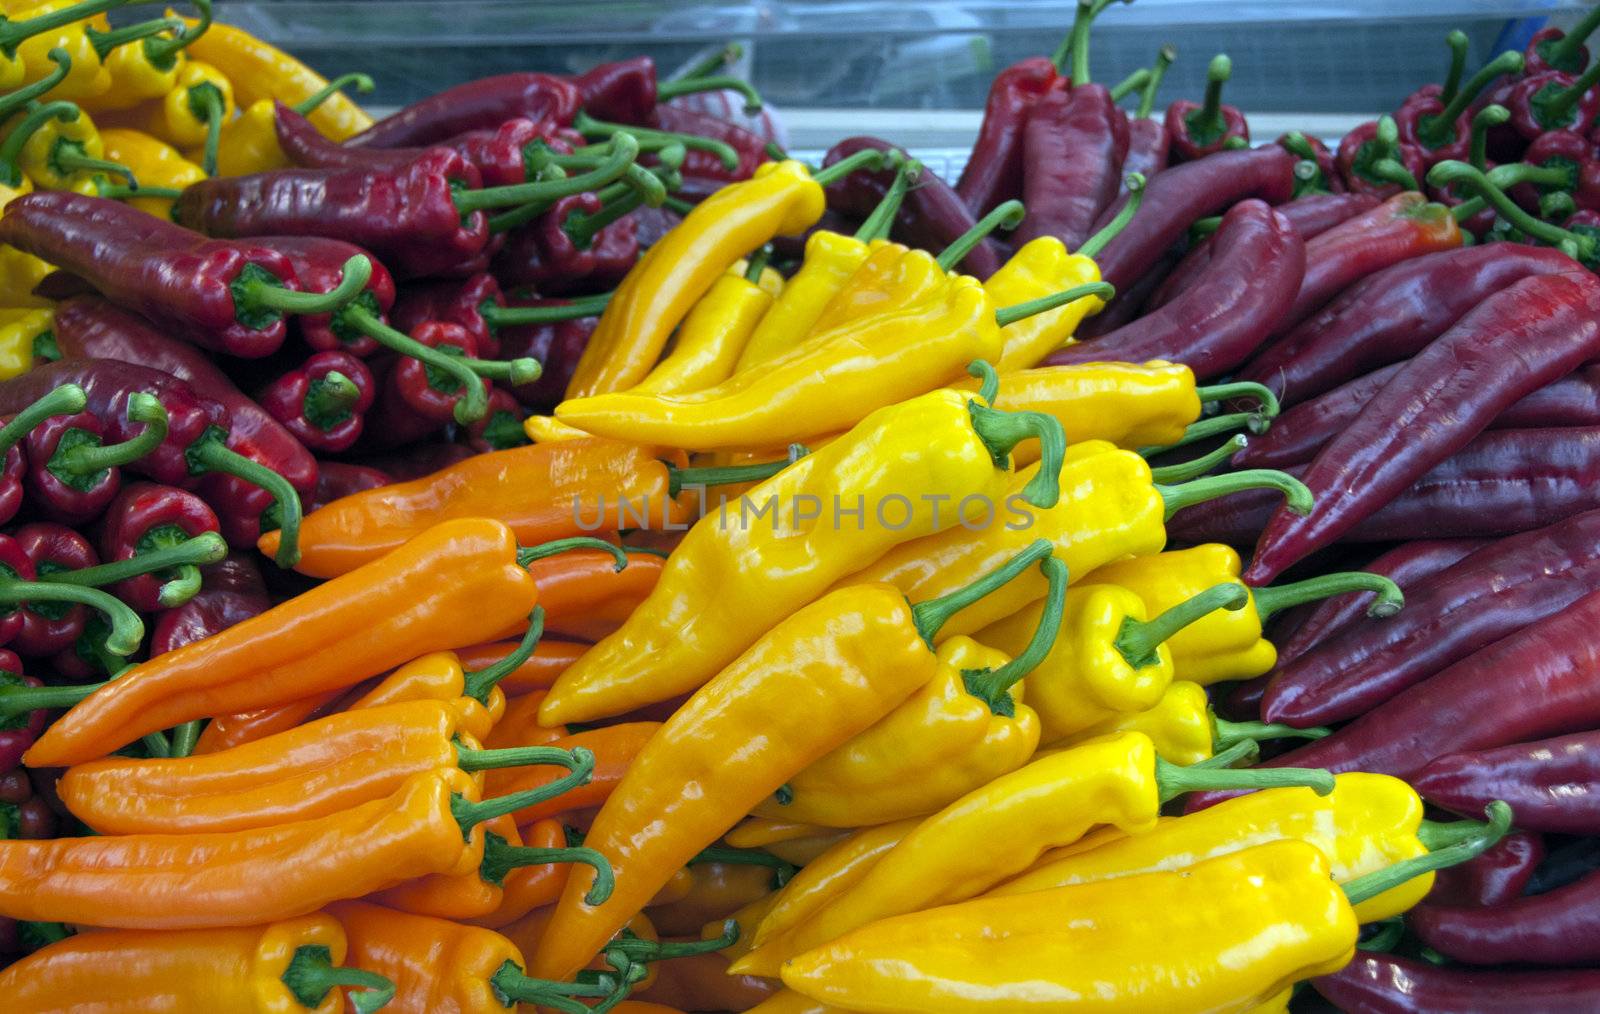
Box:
[338,302,489,423]
[1253,571,1405,622]
[281,944,396,1014]
[809,148,887,187]
[1158,469,1314,521]
[744,245,771,283]
[967,401,1066,509]
[994,281,1115,327]
[572,110,735,173]
[462,607,543,703]
[1189,214,1222,239]
[1110,67,1151,103]
[1536,50,1600,126]
[561,187,647,249]
[1428,160,1591,262]
[0,677,104,719]
[0,101,78,187]
[0,0,124,55]
[56,393,167,476]
[963,556,1067,712]
[1344,801,1513,906]
[480,830,615,904]
[672,42,743,82]
[168,719,202,757]
[98,183,181,200]
[291,72,375,115]
[1211,716,1330,749]
[1360,918,1407,954]
[0,47,70,125]
[187,438,302,569]
[1117,582,1248,668]
[1196,381,1280,419]
[487,960,616,1009]
[854,156,919,243]
[1490,161,1574,192]
[1471,105,1510,171]
[1423,50,1524,147]
[51,140,137,189]
[1068,0,1113,86]
[668,454,793,498]
[1080,173,1145,257]
[937,199,1023,272]
[1137,44,1177,119]
[456,742,579,773]
[612,920,739,962]
[145,0,210,66]
[480,292,612,327]
[1185,54,1232,146]
[910,538,1053,646]
[1438,30,1469,105]
[187,81,224,177]
[303,371,360,430]
[1367,158,1419,192]
[516,538,629,571]
[460,132,640,213]
[86,14,183,60]
[0,385,86,459]
[689,845,798,887]
[967,359,1000,406]
[655,74,763,114]
[1139,411,1261,457]
[1148,435,1247,485]
[1548,5,1600,72]
[41,530,225,592]
[0,580,143,656]
[450,747,596,834]
[1190,737,1258,770]
[1155,754,1335,804]
[235,254,373,317]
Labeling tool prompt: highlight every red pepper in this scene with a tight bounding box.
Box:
[1277,132,1344,195]
[1122,49,1177,187]
[1425,831,1545,907]
[0,194,326,360]
[1165,54,1248,160]
[1014,85,1129,251]
[577,55,761,128]
[1395,50,1524,161]
[1507,62,1600,142]
[247,237,397,357]
[22,399,166,525]
[651,105,765,183]
[1527,7,1600,75]
[149,556,270,657]
[1410,867,1600,967]
[1315,953,1600,1012]
[493,194,641,297]
[98,482,222,613]
[391,273,508,359]
[50,296,319,554]
[956,57,1058,215]
[1334,116,1426,198]
[309,462,390,512]
[464,388,529,454]
[0,655,43,776]
[352,440,475,481]
[387,320,482,423]
[345,73,581,149]
[10,525,96,658]
[497,303,599,411]
[257,351,374,454]
[1417,731,1600,836]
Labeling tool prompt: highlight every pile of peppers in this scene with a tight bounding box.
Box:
[1,0,1600,1009]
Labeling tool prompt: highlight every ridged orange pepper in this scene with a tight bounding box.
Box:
[261,440,688,578]
[486,722,660,826]
[510,546,664,642]
[483,690,565,751]
[465,818,582,929]
[28,517,541,768]
[458,638,587,696]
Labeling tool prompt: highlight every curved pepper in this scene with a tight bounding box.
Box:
[631,264,774,395]
[97,126,203,218]
[95,480,220,612]
[982,237,1106,370]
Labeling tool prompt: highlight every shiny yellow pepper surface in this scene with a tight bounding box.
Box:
[780,841,1360,1014]
[8,100,129,194]
[752,819,916,951]
[984,236,1106,370]
[630,261,775,395]
[733,730,1335,976]
[116,57,233,151]
[81,4,206,113]
[0,305,51,377]
[203,72,375,178]
[1088,543,1404,686]
[12,0,113,100]
[539,386,1067,726]
[806,242,949,335]
[98,127,202,217]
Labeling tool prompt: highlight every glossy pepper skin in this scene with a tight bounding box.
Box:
[258,351,374,453]
[172,150,491,281]
[957,57,1057,215]
[1315,953,1600,1014]
[25,518,538,767]
[982,237,1106,371]
[540,389,1061,725]
[248,236,396,357]
[149,555,269,656]
[1411,869,1600,966]
[9,523,94,657]
[0,191,301,358]
[822,136,1004,279]
[782,841,1356,1013]
[969,361,1202,450]
[483,722,657,827]
[388,271,506,358]
[97,127,204,219]
[185,19,373,141]
[96,481,220,613]
[263,439,678,578]
[1247,271,1600,583]
[345,72,579,149]
[1089,145,1298,289]
[634,270,774,395]
[566,159,825,397]
[1415,730,1600,834]
[19,407,125,524]
[1046,200,1304,380]
[0,912,376,1014]
[993,774,1435,922]
[530,580,940,983]
[1014,84,1129,251]
[558,276,1001,450]
[1425,830,1544,907]
[1240,244,1580,407]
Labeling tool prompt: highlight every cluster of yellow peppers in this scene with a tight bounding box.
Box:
[0,0,372,375]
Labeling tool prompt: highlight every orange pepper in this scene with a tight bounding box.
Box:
[457,638,588,696]
[647,861,777,936]
[465,818,578,929]
[634,951,781,1012]
[510,546,665,642]
[483,691,567,751]
[486,722,660,826]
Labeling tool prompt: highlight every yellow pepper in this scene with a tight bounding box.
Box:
[763,829,852,867]
[780,842,1360,1013]
[630,263,775,395]
[566,156,869,398]
[98,127,203,218]
[751,820,917,951]
[984,237,1106,370]
[104,58,233,172]
[6,99,130,194]
[11,0,112,100]
[0,305,51,378]
[1088,543,1404,685]
[980,580,1248,743]
[734,731,1335,976]
[0,140,49,308]
[725,817,836,850]
[703,889,783,961]
[958,360,1201,453]
[558,275,1001,451]
[200,71,374,179]
[753,556,1062,827]
[748,991,854,1014]
[538,386,1067,726]
[735,232,879,371]
[991,775,1513,923]
[78,3,205,112]
[807,241,948,335]
[1051,679,1330,766]
[180,14,372,141]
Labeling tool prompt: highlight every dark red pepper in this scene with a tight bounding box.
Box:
[578,55,762,128]
[50,295,319,553]
[246,236,397,357]
[1314,954,1600,1013]
[257,351,374,454]
[0,193,313,359]
[650,105,765,183]
[1119,47,1177,188]
[491,192,641,296]
[1239,243,1580,407]
[1527,8,1600,75]
[1244,271,1600,584]
[391,272,507,358]
[1335,116,1426,199]
[955,57,1058,215]
[1164,54,1248,161]
[1424,830,1543,909]
[1411,869,1600,966]
[1013,85,1129,252]
[821,136,1005,280]
[148,555,271,657]
[21,399,165,525]
[1416,730,1600,835]
[351,441,474,481]
[97,482,221,613]
[344,73,581,149]
[9,525,95,658]
[0,655,42,775]
[1084,145,1298,290]
[385,320,481,423]
[1044,200,1303,380]
[463,387,529,454]
[1395,50,1525,161]
[309,462,390,512]
[1277,132,1343,195]
[497,302,599,411]
[1507,62,1600,142]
